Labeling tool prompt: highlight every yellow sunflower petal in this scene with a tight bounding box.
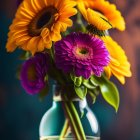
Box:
[10,21,29,29]
[59,19,73,27]
[114,72,125,84]
[29,0,45,8]
[50,32,62,42]
[57,0,76,11]
[21,42,28,51]
[16,36,31,46]
[6,38,17,52]
[20,8,34,19]
[78,1,88,19]
[59,22,68,32]
[26,36,40,55]
[104,66,111,79]
[37,38,44,52]
[110,57,120,66]
[51,22,61,33]
[41,28,51,43]
[60,8,77,18]
[87,8,112,30]
[23,0,36,14]
[30,0,41,11]
[45,41,52,49]
[54,0,65,10]
[102,36,132,84]
[22,1,36,17]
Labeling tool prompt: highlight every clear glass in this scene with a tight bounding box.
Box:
[39,84,100,140]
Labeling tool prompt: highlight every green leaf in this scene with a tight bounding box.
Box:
[80,111,84,118]
[74,85,87,99]
[83,79,96,89]
[90,76,99,86]
[88,90,97,103]
[92,76,120,112]
[75,77,82,87]
[70,74,82,87]
[101,80,119,112]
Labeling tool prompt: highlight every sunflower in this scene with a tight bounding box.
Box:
[6,0,77,55]
[102,36,132,84]
[78,0,125,31]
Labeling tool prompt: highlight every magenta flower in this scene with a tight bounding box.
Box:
[55,32,110,79]
[20,53,49,95]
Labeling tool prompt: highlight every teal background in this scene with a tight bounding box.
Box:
[1,0,140,140]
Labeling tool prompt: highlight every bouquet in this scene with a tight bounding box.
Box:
[6,0,132,139]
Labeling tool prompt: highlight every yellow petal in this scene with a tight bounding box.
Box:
[41,28,51,43]
[104,66,112,79]
[31,0,40,11]
[50,32,61,42]
[16,36,31,46]
[87,8,112,30]
[102,36,132,84]
[45,41,52,49]
[60,8,77,18]
[26,37,40,55]
[23,0,36,14]
[59,19,73,27]
[37,38,44,52]
[6,38,17,52]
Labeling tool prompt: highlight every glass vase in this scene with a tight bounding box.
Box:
[39,83,100,140]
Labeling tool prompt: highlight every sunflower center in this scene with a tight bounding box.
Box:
[37,11,52,29]
[28,6,58,37]
[27,65,37,81]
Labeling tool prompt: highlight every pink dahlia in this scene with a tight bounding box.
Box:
[20,53,49,95]
[55,32,110,79]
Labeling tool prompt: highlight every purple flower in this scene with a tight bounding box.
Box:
[20,53,49,95]
[55,32,110,79]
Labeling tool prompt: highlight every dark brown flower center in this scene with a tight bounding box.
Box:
[79,48,89,55]
[28,6,58,37]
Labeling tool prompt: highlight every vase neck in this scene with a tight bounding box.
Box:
[53,95,81,102]
[51,83,85,102]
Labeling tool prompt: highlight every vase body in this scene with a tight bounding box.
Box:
[39,84,100,140]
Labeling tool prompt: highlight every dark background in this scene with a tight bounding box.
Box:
[0,0,140,140]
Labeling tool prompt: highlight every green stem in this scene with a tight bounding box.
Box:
[77,12,86,32]
[68,102,86,140]
[64,102,81,140]
[63,100,86,140]
[49,47,54,60]
[48,47,65,85]
[59,119,69,140]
